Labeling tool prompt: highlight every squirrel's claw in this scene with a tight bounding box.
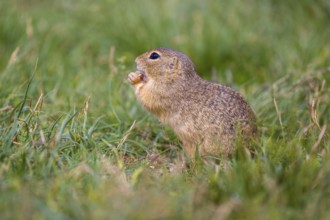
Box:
[128,71,144,85]
[128,70,147,85]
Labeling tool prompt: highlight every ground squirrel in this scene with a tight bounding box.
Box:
[128,48,257,158]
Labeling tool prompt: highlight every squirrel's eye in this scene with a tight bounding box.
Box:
[149,52,160,60]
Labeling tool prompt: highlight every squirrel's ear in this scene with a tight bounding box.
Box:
[169,56,179,70]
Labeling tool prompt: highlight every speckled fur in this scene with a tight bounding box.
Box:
[128,48,257,158]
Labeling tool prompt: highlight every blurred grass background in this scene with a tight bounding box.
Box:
[1,0,330,219]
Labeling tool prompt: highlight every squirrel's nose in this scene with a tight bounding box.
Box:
[135,57,142,66]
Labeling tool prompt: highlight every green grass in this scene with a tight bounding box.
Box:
[1,0,330,219]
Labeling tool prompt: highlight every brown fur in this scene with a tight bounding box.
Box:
[128,48,257,158]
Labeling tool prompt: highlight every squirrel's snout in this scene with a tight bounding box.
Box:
[135,55,143,66]
[135,58,143,70]
[135,57,145,73]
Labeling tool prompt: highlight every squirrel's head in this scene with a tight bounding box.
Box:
[135,48,196,81]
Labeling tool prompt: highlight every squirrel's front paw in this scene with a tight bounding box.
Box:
[128,71,145,85]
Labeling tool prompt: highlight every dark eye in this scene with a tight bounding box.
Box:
[149,52,160,60]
